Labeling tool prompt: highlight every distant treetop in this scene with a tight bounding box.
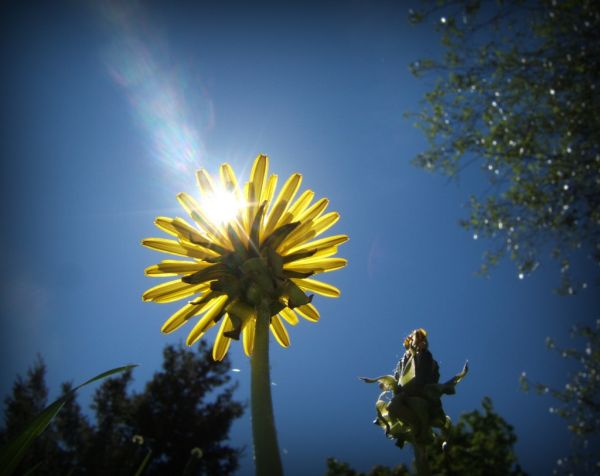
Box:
[408,0,600,293]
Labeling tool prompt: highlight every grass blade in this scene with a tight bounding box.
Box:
[0,364,137,476]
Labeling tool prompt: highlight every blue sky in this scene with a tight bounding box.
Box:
[1,1,597,475]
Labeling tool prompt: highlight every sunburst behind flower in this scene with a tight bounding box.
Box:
[142,154,348,360]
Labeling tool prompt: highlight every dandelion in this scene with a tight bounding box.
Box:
[143,153,347,358]
[142,154,347,476]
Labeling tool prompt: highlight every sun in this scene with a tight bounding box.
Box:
[200,185,246,225]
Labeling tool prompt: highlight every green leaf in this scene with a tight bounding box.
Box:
[424,361,470,399]
[0,364,137,476]
[133,449,152,476]
[360,375,398,393]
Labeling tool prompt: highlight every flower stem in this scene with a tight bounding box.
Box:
[413,443,431,476]
[251,303,283,476]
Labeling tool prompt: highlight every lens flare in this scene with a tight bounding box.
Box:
[97,1,213,195]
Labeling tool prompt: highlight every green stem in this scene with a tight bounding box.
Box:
[251,303,283,476]
[413,443,431,476]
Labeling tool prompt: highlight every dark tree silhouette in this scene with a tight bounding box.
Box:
[0,342,244,475]
[425,397,526,476]
[325,458,410,476]
[128,344,244,476]
[0,355,69,474]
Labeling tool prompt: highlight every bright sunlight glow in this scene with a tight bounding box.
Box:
[202,187,246,225]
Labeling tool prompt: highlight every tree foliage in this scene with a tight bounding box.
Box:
[325,458,410,476]
[325,398,525,476]
[0,342,244,475]
[520,320,600,474]
[425,397,526,476]
[408,0,600,293]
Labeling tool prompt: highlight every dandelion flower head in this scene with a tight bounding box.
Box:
[142,154,348,360]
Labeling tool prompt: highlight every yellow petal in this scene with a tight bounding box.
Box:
[220,163,240,194]
[284,245,339,262]
[276,189,314,229]
[278,212,340,252]
[279,200,330,251]
[283,248,331,264]
[270,315,290,348]
[291,278,341,297]
[154,285,208,303]
[242,316,256,357]
[296,303,320,322]
[279,307,299,326]
[250,154,269,204]
[171,218,213,247]
[284,257,347,274]
[287,189,314,219]
[308,211,341,235]
[242,182,252,232]
[263,173,302,237]
[154,217,178,237]
[162,295,219,334]
[285,234,349,256]
[154,217,219,256]
[142,279,207,303]
[246,155,268,227]
[311,245,340,259]
[295,198,328,224]
[262,174,278,206]
[145,260,211,277]
[196,168,215,197]
[186,295,228,345]
[212,315,234,361]
[142,238,214,260]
